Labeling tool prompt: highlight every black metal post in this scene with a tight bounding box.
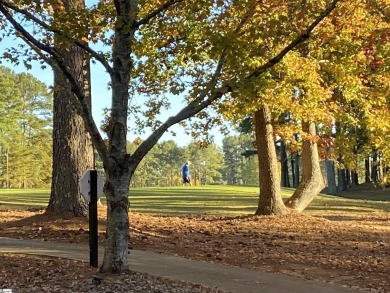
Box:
[89,170,98,267]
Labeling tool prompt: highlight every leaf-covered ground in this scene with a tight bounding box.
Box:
[0,253,227,293]
[0,190,389,292]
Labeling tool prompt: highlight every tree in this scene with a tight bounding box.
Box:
[254,106,289,215]
[0,67,52,188]
[12,72,52,188]
[222,134,258,185]
[220,1,388,214]
[0,0,341,273]
[222,136,243,185]
[155,140,182,186]
[285,121,325,211]
[185,142,223,185]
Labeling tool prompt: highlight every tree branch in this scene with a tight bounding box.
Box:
[133,0,184,28]
[367,0,390,21]
[0,2,112,171]
[130,0,340,166]
[130,3,255,166]
[0,0,114,77]
[246,0,340,80]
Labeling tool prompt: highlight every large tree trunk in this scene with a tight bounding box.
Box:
[285,121,325,212]
[254,106,289,215]
[46,0,94,217]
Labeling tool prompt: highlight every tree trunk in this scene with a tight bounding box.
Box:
[254,106,289,215]
[371,151,379,182]
[346,169,351,188]
[280,141,290,187]
[285,121,325,212]
[325,156,337,195]
[351,171,359,186]
[100,167,131,273]
[46,0,94,217]
[337,155,347,192]
[291,152,300,188]
[365,157,370,183]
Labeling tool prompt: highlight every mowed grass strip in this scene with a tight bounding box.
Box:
[0,186,389,215]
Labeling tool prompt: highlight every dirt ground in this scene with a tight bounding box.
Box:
[0,189,389,292]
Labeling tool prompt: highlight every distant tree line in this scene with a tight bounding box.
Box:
[0,67,52,188]
[0,67,261,189]
[98,134,261,188]
[1,63,387,191]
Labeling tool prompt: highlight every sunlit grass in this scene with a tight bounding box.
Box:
[0,189,50,210]
[0,186,389,215]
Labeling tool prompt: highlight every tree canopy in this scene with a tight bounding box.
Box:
[2,0,379,273]
[0,66,52,188]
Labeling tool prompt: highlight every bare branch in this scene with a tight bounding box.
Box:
[133,0,184,28]
[0,0,114,76]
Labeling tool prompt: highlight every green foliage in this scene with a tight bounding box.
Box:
[222,134,258,185]
[129,139,224,187]
[0,66,52,188]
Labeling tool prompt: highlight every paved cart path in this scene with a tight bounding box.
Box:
[0,237,365,293]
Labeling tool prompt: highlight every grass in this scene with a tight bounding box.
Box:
[0,185,389,215]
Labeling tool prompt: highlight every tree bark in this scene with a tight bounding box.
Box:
[254,106,289,215]
[291,152,300,188]
[280,141,290,187]
[100,166,131,273]
[337,155,347,192]
[325,156,337,195]
[285,121,325,212]
[46,0,94,217]
[365,157,370,183]
[351,170,359,186]
[371,151,379,182]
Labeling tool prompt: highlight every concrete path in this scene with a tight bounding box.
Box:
[0,237,365,293]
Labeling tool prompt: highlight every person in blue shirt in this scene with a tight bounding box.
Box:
[182,161,191,186]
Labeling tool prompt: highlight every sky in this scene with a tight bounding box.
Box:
[0,37,231,147]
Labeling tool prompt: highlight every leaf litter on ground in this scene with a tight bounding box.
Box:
[0,193,389,293]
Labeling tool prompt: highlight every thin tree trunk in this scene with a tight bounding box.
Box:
[285,121,325,212]
[346,169,351,188]
[365,157,370,183]
[325,155,337,195]
[280,141,290,187]
[254,106,289,215]
[372,151,379,182]
[291,154,296,187]
[292,152,300,188]
[351,171,359,186]
[337,155,347,192]
[100,168,131,273]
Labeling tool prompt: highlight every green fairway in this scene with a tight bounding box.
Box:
[0,189,50,210]
[0,186,389,215]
